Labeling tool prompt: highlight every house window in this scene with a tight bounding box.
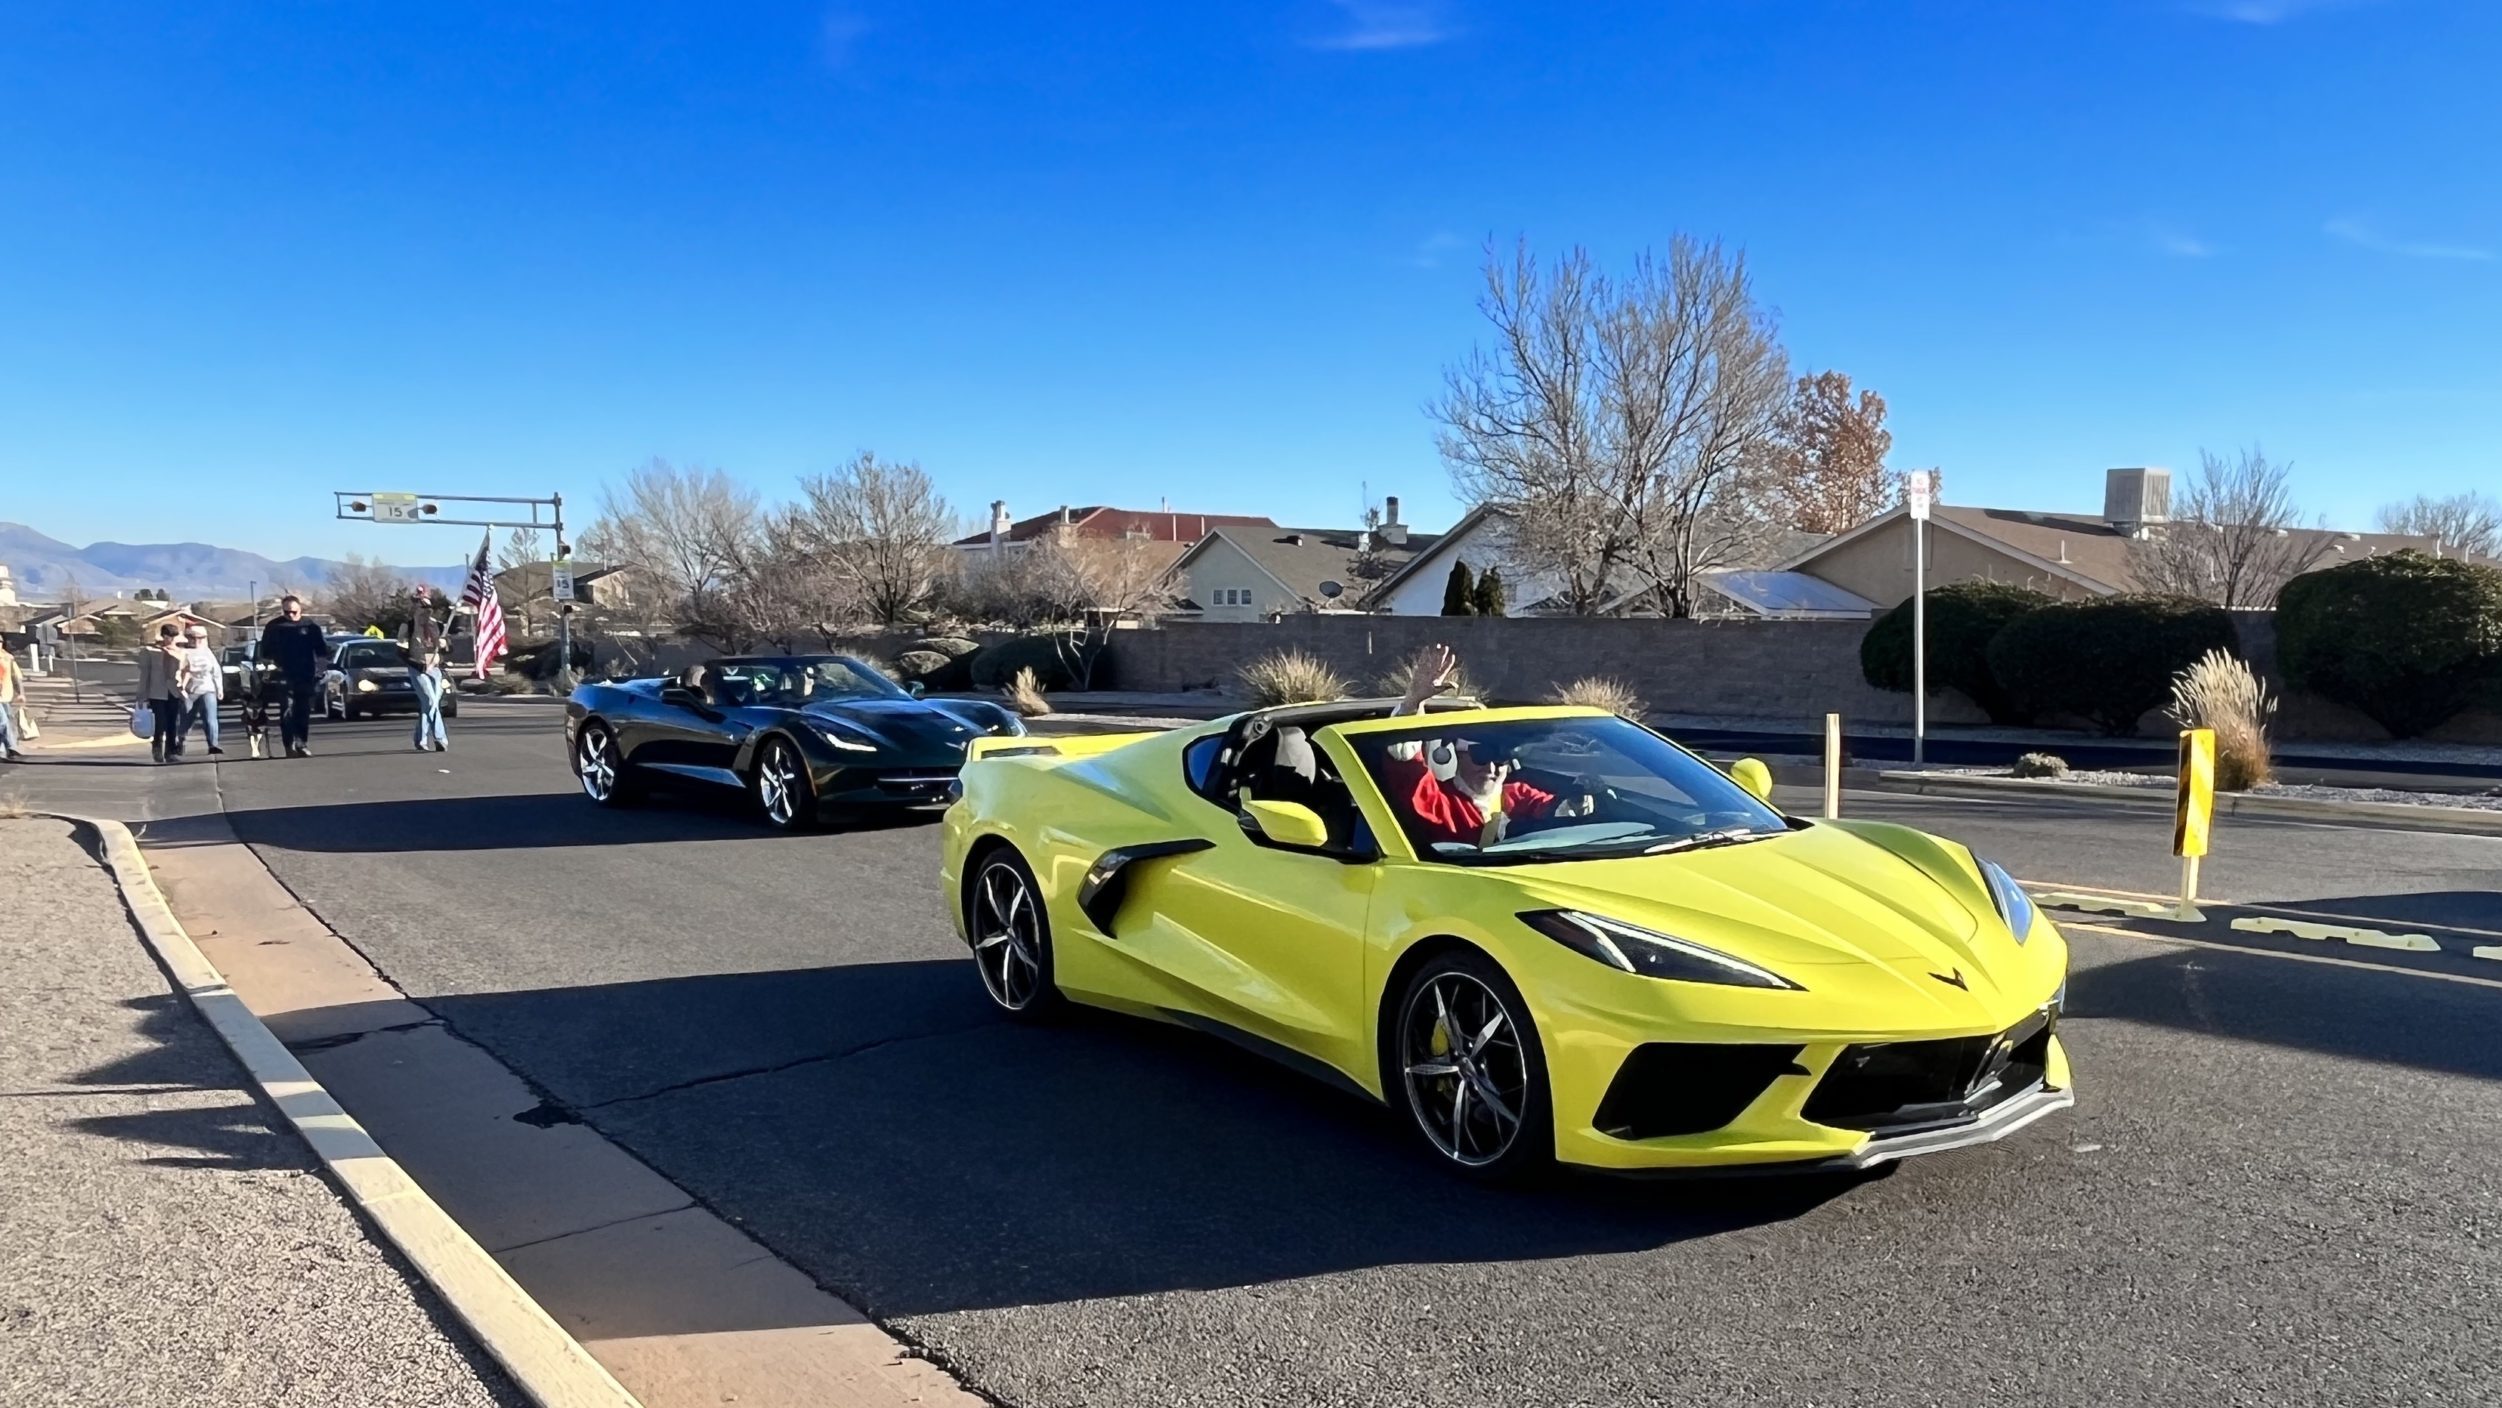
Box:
[1211,588,1253,608]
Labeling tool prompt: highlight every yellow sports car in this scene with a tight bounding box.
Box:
[940,699,2072,1179]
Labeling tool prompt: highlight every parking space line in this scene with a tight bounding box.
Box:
[2061,920,2502,992]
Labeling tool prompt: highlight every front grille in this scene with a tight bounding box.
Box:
[1594,1042,1803,1140]
[866,769,959,798]
[1802,1009,2055,1135]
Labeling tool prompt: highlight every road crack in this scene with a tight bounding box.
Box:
[578,1018,999,1112]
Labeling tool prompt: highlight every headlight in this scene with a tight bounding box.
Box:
[1976,856,2037,944]
[806,720,877,752]
[354,677,379,693]
[1519,910,1803,990]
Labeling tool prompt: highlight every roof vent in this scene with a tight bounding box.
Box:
[1283,532,1306,546]
[2104,467,2172,534]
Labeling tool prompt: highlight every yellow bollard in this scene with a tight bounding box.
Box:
[2173,728,2215,921]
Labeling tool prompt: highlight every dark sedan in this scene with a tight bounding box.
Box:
[564,654,1024,828]
[320,638,459,721]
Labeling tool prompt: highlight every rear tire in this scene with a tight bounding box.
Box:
[1389,948,1554,1182]
[965,850,1063,1018]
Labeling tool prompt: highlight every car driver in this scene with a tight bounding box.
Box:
[1384,644,1579,847]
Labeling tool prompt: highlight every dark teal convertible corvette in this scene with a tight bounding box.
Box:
[564,654,1025,828]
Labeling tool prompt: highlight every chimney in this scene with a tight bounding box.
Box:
[1058,504,1072,525]
[2103,468,2172,536]
[988,500,1010,550]
[1381,495,1408,546]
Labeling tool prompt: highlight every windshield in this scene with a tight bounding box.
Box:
[710,657,906,707]
[1347,714,1788,864]
[339,642,409,670]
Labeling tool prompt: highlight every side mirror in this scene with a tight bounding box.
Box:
[1241,798,1331,850]
[1726,757,1775,804]
[906,681,926,698]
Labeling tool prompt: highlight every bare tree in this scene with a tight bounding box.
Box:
[591,459,764,650]
[495,527,545,575]
[1768,370,1900,534]
[2376,492,2502,559]
[786,453,955,628]
[1434,237,1790,618]
[319,553,424,634]
[2126,446,2329,608]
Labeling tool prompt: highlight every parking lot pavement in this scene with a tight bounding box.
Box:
[128,711,2502,1406]
[0,817,521,1408]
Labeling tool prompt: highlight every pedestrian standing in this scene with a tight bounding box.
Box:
[258,595,327,758]
[177,624,225,757]
[137,624,186,763]
[0,646,26,761]
[410,648,449,753]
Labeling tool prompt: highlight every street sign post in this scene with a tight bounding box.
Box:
[2174,727,2215,920]
[1905,470,1938,765]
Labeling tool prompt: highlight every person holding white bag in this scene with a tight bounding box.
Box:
[136,624,186,763]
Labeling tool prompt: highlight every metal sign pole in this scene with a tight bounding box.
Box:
[1906,471,1935,767]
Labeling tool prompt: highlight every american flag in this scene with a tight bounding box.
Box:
[461,533,509,680]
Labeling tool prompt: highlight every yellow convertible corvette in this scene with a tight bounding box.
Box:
[940,699,2072,1179]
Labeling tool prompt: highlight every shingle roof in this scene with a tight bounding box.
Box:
[1193,525,1445,609]
[1930,506,2442,592]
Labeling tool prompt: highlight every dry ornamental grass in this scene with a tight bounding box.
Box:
[1550,677,1645,719]
[2165,648,2276,791]
[1241,650,1352,708]
[1004,665,1053,717]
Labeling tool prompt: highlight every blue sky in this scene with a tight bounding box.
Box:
[2,0,2495,564]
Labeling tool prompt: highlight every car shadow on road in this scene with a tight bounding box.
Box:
[2066,941,2502,1083]
[374,958,1869,1321]
[185,791,946,851]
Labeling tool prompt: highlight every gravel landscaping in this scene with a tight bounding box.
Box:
[1925,765,2502,811]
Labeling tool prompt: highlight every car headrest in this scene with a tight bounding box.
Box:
[1271,726,1318,786]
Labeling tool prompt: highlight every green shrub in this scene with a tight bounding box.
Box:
[1472,567,1507,617]
[2009,752,2069,779]
[967,633,1108,691]
[1442,560,1477,616]
[1860,580,2053,723]
[2275,551,2502,738]
[1986,594,2237,736]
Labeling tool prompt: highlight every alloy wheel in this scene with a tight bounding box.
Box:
[577,726,617,803]
[969,859,1047,1011]
[1399,971,1529,1168]
[756,740,804,827]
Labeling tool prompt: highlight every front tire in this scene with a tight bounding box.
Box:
[575,721,636,806]
[1390,949,1553,1181]
[751,736,816,830]
[966,850,1062,1018]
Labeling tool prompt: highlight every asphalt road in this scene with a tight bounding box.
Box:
[193,703,2502,1408]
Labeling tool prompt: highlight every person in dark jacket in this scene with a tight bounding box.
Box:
[257,595,327,758]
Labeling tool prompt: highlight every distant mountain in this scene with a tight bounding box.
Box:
[0,522,467,602]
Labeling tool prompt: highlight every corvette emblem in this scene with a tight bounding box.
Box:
[1930,968,1969,990]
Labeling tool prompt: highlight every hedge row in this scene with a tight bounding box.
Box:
[1862,551,2502,739]
[1861,586,2234,736]
[887,632,1114,692]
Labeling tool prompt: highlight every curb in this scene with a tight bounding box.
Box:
[1867,770,2502,837]
[61,812,643,1408]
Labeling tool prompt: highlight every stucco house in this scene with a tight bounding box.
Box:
[1778,467,2442,607]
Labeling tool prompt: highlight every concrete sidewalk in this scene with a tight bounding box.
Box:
[0,816,521,1407]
